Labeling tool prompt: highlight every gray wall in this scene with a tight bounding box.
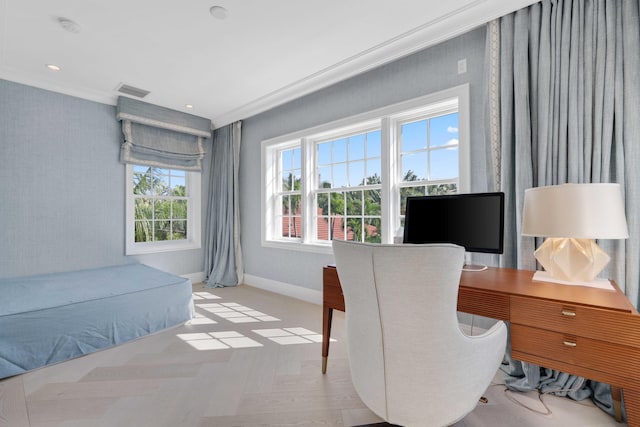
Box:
[0,25,489,285]
[0,80,209,279]
[240,27,490,292]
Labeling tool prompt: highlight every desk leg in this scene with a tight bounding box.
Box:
[623,388,640,426]
[611,386,622,423]
[322,305,333,374]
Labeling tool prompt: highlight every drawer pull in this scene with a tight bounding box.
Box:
[563,341,577,347]
[561,310,576,317]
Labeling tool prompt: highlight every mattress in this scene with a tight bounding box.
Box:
[0,264,193,379]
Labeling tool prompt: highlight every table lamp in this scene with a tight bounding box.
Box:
[522,183,629,283]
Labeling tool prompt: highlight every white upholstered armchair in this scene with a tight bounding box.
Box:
[332,240,507,427]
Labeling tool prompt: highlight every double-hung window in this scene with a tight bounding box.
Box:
[125,165,201,254]
[398,111,460,225]
[278,146,302,240]
[314,129,382,243]
[262,85,469,253]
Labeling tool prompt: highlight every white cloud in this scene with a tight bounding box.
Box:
[447,126,458,133]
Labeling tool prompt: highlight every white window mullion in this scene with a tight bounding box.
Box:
[262,145,275,242]
[274,148,282,239]
[380,117,395,244]
[189,173,201,248]
[302,138,315,244]
[261,145,270,243]
[426,118,432,181]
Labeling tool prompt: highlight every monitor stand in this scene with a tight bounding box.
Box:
[462,252,488,272]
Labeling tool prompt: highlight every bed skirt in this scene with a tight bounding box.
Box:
[0,264,193,379]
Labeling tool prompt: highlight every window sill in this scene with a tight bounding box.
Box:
[126,240,201,255]
[262,239,334,255]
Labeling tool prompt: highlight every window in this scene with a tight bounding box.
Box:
[262,85,469,253]
[278,147,302,240]
[315,129,382,243]
[399,112,460,225]
[125,165,201,254]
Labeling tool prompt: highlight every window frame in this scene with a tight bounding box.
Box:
[311,125,383,244]
[125,164,201,255]
[396,106,461,225]
[276,144,303,242]
[261,84,470,254]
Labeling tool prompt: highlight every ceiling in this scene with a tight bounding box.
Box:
[0,0,538,128]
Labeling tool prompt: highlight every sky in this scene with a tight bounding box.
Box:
[313,112,458,188]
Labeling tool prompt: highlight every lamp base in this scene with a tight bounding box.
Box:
[534,238,610,283]
[532,271,613,290]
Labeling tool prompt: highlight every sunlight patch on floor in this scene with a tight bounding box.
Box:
[196,302,280,323]
[177,331,263,350]
[192,291,221,300]
[187,313,217,325]
[252,327,331,345]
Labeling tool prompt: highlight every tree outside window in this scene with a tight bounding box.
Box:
[315,130,382,243]
[278,148,302,239]
[133,166,188,243]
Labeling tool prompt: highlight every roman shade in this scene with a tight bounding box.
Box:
[116,96,211,171]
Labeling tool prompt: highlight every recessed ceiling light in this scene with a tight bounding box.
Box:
[209,6,228,20]
[185,104,194,109]
[46,64,61,71]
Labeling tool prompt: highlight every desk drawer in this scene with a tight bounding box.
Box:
[510,324,640,378]
[511,296,640,347]
[458,288,509,320]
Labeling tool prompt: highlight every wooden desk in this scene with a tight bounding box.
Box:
[322,265,640,425]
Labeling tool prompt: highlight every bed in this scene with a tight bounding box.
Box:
[0,263,193,379]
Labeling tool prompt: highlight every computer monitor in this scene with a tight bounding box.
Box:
[403,192,505,254]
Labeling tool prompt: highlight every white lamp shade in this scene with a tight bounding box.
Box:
[522,183,629,239]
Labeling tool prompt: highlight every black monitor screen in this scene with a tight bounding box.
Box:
[403,192,505,254]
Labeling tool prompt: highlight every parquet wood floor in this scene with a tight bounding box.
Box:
[0,283,625,427]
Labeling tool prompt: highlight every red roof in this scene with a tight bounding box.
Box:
[282,207,358,241]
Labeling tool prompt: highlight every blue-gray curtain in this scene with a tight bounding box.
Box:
[485,0,640,419]
[204,121,243,287]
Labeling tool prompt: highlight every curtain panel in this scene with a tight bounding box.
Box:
[204,121,243,287]
[486,0,640,419]
[116,96,211,171]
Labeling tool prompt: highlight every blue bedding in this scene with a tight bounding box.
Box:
[0,264,193,379]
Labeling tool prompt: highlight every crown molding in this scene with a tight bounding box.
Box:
[2,0,537,129]
[0,65,117,106]
[211,0,537,128]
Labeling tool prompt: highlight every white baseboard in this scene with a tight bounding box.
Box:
[243,274,322,306]
[182,271,206,284]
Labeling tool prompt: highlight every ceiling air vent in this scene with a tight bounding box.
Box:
[116,83,150,98]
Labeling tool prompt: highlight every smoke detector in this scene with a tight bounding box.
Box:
[57,17,81,34]
[209,6,228,20]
